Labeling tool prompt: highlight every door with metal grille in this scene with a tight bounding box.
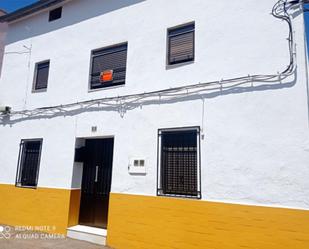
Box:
[79,138,114,228]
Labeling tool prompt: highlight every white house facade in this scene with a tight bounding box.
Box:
[0,0,309,248]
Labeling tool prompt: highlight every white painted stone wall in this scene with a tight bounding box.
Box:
[0,0,308,210]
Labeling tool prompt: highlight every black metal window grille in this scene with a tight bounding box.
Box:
[168,22,195,65]
[157,127,201,199]
[90,43,128,90]
[34,61,50,91]
[49,7,62,22]
[16,139,43,188]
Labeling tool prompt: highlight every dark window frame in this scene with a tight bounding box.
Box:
[15,139,43,189]
[33,60,50,92]
[157,126,201,199]
[89,42,128,91]
[167,22,195,66]
[49,7,62,22]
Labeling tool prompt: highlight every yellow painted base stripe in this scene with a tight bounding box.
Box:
[68,189,81,227]
[107,193,309,249]
[0,184,80,234]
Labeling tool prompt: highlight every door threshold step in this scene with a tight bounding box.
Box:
[67,225,107,245]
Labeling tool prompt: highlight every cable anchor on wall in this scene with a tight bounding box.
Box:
[219,78,223,91]
[277,71,282,83]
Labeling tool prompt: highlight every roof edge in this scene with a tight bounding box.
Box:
[0,0,67,23]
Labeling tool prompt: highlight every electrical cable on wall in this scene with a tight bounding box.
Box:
[0,0,305,120]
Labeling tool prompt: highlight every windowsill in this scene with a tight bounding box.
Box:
[15,184,37,189]
[32,88,47,93]
[88,83,125,93]
[157,192,201,200]
[49,18,61,22]
[165,60,194,70]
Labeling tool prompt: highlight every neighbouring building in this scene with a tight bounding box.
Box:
[0,9,7,76]
[0,0,309,248]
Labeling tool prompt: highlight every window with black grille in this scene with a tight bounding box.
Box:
[157,127,201,199]
[49,7,62,22]
[16,139,43,188]
[90,43,128,90]
[167,23,195,65]
[33,61,50,91]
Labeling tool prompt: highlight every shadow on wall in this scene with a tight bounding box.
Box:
[0,70,298,125]
[6,0,145,44]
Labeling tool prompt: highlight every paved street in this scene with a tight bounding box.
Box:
[0,226,110,249]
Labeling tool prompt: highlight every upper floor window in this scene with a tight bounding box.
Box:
[33,61,50,92]
[49,7,62,22]
[90,43,128,90]
[167,22,195,65]
[16,139,43,188]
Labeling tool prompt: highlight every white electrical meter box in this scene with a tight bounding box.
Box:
[128,158,146,174]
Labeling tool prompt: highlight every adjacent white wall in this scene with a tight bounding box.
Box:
[0,0,308,210]
[0,10,7,77]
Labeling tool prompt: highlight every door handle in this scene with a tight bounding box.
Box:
[95,166,99,183]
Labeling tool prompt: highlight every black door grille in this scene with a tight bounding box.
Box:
[16,139,42,187]
[81,138,114,196]
[158,128,200,198]
[79,138,114,228]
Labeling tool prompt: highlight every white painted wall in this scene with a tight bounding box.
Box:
[0,0,308,210]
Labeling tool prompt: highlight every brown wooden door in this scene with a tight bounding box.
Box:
[79,138,114,228]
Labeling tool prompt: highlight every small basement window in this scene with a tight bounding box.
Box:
[33,61,50,91]
[49,7,62,22]
[157,127,201,199]
[90,43,128,90]
[16,139,43,188]
[167,22,195,65]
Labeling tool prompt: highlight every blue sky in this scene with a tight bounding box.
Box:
[0,0,37,13]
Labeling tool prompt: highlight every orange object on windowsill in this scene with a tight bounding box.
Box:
[100,70,113,82]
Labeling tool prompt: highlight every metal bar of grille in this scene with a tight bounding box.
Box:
[97,138,114,196]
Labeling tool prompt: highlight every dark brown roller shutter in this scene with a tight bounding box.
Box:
[34,61,50,90]
[168,23,195,65]
[90,43,128,89]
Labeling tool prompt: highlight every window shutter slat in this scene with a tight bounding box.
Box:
[92,50,127,73]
